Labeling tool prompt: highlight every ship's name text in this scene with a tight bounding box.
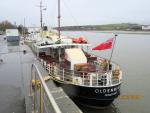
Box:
[95,86,120,94]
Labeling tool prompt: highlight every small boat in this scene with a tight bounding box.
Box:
[31,0,122,107]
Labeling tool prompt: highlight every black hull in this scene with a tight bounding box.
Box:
[54,81,121,107]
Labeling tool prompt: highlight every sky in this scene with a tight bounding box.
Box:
[0,0,150,27]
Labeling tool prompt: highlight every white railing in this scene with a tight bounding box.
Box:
[30,63,62,113]
[43,61,121,87]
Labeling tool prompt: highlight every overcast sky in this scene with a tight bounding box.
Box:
[0,0,150,27]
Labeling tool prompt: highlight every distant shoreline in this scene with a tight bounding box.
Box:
[92,30,150,35]
[61,30,150,35]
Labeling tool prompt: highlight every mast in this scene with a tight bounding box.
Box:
[37,0,46,28]
[57,0,61,62]
[58,0,61,39]
[40,0,43,28]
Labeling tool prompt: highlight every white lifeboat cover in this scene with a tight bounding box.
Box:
[65,48,87,65]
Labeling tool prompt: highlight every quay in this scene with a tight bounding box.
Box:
[0,35,82,113]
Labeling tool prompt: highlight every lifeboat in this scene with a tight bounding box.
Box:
[72,37,87,44]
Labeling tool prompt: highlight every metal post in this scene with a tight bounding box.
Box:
[97,74,98,86]
[30,65,34,97]
[50,64,52,74]
[72,71,74,84]
[58,47,61,62]
[48,64,50,74]
[40,85,44,113]
[83,73,84,85]
[33,71,37,113]
[62,69,64,81]
[90,74,92,86]
[109,34,117,63]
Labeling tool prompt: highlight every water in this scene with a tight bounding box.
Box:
[62,31,150,113]
[1,32,150,113]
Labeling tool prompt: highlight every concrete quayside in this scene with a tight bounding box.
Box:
[0,35,82,113]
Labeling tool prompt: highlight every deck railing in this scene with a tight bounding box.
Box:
[45,62,122,87]
[30,64,62,113]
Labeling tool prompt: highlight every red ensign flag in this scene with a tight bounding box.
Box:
[92,38,113,50]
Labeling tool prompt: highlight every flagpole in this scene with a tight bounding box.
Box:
[109,34,117,69]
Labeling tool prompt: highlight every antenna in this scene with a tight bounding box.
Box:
[58,0,61,39]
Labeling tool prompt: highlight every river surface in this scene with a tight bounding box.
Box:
[62,31,150,113]
[0,31,150,113]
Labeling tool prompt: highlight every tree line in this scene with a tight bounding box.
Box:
[0,20,27,34]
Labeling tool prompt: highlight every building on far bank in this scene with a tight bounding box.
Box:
[142,25,150,31]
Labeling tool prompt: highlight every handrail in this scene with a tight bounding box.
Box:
[40,55,122,87]
[49,64,122,87]
[31,63,62,113]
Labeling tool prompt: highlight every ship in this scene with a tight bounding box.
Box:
[31,29,122,107]
[30,0,122,107]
